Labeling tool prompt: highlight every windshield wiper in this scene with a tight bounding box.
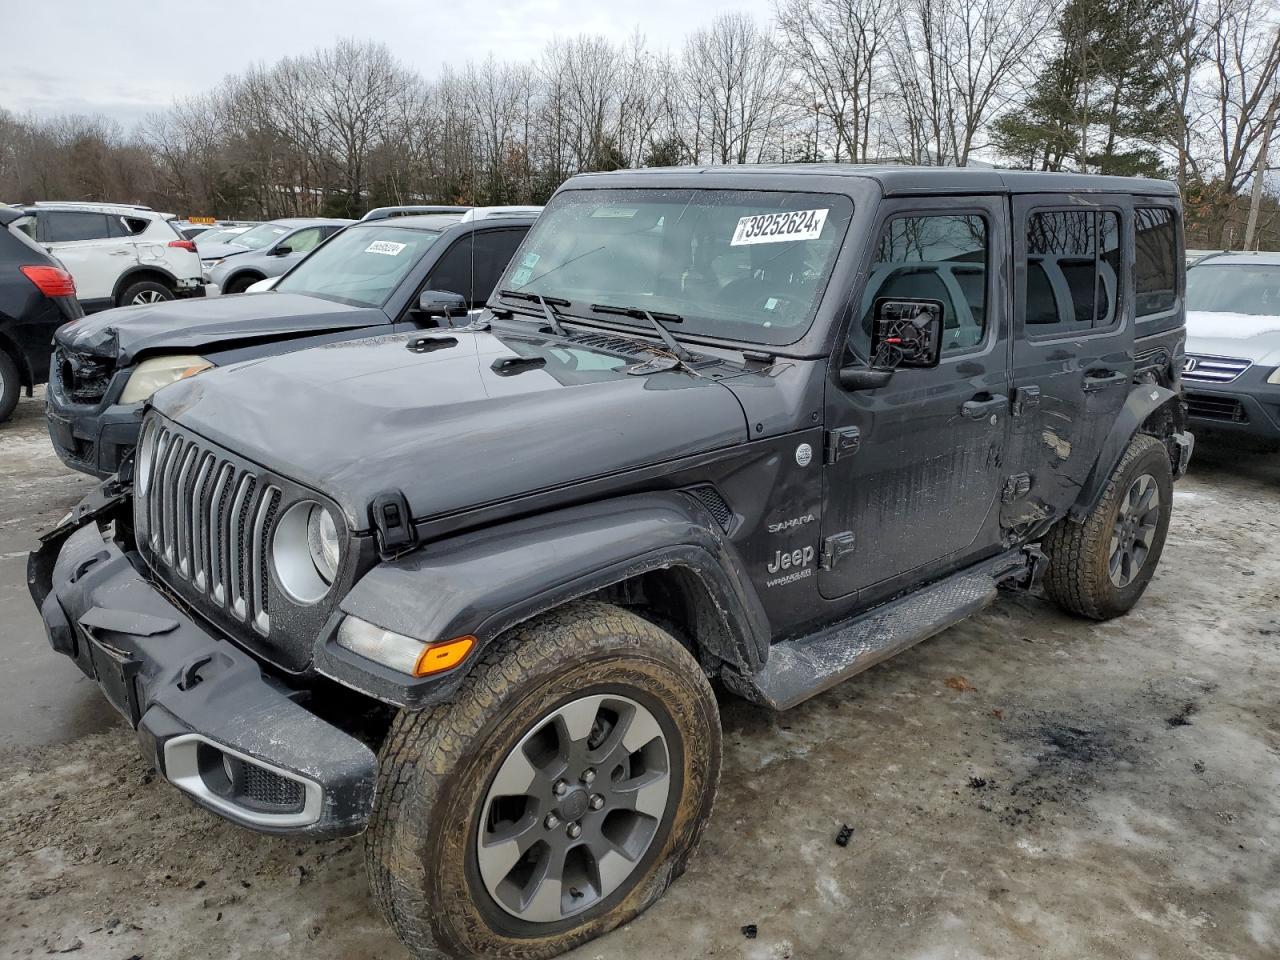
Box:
[498,289,570,336]
[590,303,697,362]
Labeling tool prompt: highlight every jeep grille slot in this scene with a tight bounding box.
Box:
[139,426,280,635]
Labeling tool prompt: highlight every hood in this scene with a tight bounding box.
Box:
[153,329,751,528]
[197,241,254,261]
[1185,310,1280,366]
[55,293,387,365]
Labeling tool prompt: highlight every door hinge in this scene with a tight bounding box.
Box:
[371,490,417,555]
[825,426,861,464]
[1012,385,1041,418]
[1001,473,1032,503]
[820,531,857,570]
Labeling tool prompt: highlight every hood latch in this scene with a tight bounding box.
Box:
[371,491,417,556]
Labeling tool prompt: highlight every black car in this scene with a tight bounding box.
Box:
[0,207,83,423]
[32,167,1191,960]
[44,212,534,476]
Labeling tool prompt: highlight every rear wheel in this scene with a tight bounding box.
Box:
[117,280,173,307]
[0,350,20,423]
[365,601,721,959]
[1042,433,1173,620]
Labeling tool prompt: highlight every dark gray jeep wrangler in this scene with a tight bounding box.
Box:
[29,166,1192,959]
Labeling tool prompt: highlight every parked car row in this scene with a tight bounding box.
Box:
[24,166,1201,960]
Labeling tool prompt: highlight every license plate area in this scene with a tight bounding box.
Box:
[83,629,142,726]
[48,412,75,450]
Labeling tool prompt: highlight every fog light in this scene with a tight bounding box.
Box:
[337,616,475,677]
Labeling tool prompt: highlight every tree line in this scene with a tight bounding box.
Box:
[1,0,1278,247]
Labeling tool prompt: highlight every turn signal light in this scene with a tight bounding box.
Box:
[20,265,76,298]
[414,636,476,677]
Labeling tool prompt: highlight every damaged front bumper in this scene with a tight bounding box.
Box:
[27,485,377,837]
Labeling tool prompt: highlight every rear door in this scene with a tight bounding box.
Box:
[1006,196,1133,529]
[39,211,133,302]
[819,196,1012,601]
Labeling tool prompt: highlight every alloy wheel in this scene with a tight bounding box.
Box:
[475,693,671,924]
[1109,473,1160,588]
[132,290,166,305]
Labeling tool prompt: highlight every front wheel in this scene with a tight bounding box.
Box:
[365,601,721,960]
[1042,433,1174,620]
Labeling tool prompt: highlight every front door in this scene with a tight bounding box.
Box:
[1005,196,1134,531]
[819,197,1011,602]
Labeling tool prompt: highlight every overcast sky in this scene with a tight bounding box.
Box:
[2,0,774,130]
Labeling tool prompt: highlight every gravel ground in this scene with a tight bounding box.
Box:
[1,386,1277,960]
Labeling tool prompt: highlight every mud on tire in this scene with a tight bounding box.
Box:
[364,600,721,960]
[1042,433,1174,620]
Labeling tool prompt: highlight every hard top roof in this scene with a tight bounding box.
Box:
[568,164,1180,198]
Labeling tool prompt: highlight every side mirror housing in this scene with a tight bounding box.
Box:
[417,289,468,318]
[271,245,292,256]
[870,297,944,369]
[838,367,894,391]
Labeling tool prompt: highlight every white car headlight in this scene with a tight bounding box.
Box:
[120,355,213,404]
[272,501,343,603]
[202,258,224,267]
[336,616,475,676]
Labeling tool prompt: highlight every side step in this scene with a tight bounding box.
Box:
[727,550,1032,710]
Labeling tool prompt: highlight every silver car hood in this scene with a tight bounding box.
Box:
[1185,310,1280,367]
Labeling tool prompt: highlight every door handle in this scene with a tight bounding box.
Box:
[960,394,1008,419]
[1082,370,1127,392]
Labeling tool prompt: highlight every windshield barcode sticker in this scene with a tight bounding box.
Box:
[731,209,828,246]
[365,240,407,256]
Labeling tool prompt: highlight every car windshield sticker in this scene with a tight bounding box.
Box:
[511,267,533,286]
[731,208,829,246]
[520,251,540,268]
[591,207,639,218]
[365,240,407,256]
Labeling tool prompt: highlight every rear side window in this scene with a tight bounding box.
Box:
[858,214,989,356]
[41,211,114,242]
[1135,207,1178,317]
[1024,210,1120,334]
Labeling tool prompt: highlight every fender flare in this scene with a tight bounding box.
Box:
[1069,384,1180,521]
[112,264,181,303]
[313,491,771,709]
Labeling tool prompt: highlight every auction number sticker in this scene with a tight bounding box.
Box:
[365,240,407,256]
[731,208,828,246]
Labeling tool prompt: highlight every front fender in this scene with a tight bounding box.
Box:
[313,492,770,708]
[1069,384,1182,521]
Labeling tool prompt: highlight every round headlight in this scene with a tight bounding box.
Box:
[272,501,342,604]
[307,504,340,585]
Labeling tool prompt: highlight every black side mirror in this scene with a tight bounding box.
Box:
[838,297,945,391]
[870,297,944,369]
[271,245,292,256]
[417,289,468,318]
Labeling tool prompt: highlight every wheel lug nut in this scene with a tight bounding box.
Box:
[567,822,582,840]
[544,813,561,830]
[553,779,569,798]
[580,768,596,785]
[589,794,605,810]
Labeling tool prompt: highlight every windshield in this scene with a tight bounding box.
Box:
[1187,263,1280,316]
[275,225,441,307]
[230,222,291,250]
[499,188,854,345]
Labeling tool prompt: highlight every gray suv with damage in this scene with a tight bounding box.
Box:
[30,166,1192,960]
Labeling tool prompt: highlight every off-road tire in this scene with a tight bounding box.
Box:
[224,274,261,295]
[117,280,174,307]
[1042,433,1173,620]
[0,350,20,423]
[365,600,721,960]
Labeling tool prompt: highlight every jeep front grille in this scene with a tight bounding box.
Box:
[140,425,281,635]
[1183,354,1251,383]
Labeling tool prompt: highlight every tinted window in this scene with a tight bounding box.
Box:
[1135,207,1178,317]
[428,229,526,307]
[42,211,113,242]
[275,225,443,308]
[1025,210,1120,333]
[859,214,988,355]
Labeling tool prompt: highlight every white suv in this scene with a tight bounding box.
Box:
[17,202,203,311]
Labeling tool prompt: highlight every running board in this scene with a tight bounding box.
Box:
[726,550,1031,711]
